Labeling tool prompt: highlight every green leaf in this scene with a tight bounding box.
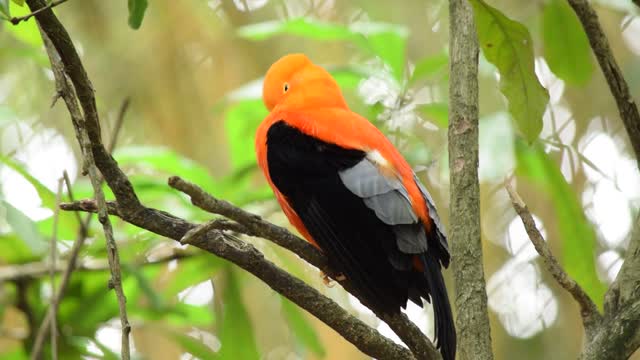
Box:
[1,200,47,255]
[167,329,219,359]
[224,100,268,170]
[10,0,24,6]
[237,18,408,80]
[419,102,449,128]
[218,268,259,360]
[0,234,40,263]
[0,0,10,18]
[281,298,325,357]
[114,146,216,192]
[127,0,148,29]
[409,52,449,84]
[0,154,76,240]
[90,338,120,360]
[516,139,606,307]
[237,18,353,41]
[469,0,549,143]
[542,0,593,86]
[0,105,18,127]
[5,1,42,47]
[349,22,408,81]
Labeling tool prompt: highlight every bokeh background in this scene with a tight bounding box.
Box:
[1,0,639,359]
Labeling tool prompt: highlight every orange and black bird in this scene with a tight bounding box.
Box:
[255,54,455,360]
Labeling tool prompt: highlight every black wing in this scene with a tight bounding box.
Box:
[266,120,455,360]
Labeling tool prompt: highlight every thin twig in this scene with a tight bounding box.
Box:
[504,178,602,335]
[0,252,195,283]
[9,0,69,25]
[567,0,640,166]
[108,97,130,153]
[49,178,63,360]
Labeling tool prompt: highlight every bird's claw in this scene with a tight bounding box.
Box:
[321,271,346,287]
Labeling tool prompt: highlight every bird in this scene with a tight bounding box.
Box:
[255,53,455,360]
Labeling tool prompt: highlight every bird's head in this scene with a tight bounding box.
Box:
[262,54,347,111]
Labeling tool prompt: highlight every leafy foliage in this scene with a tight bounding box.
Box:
[469,0,549,143]
[127,0,148,29]
[238,18,408,81]
[516,140,606,306]
[542,0,593,85]
[0,1,636,359]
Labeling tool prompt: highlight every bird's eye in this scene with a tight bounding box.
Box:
[283,83,289,93]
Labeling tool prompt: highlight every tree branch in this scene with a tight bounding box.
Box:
[567,0,640,166]
[60,200,415,360]
[167,176,441,359]
[504,179,602,336]
[9,0,68,25]
[448,1,493,359]
[61,181,441,360]
[0,252,195,283]
[27,1,131,357]
[579,298,640,360]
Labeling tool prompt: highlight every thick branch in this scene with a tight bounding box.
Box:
[579,298,640,360]
[60,200,414,360]
[448,1,493,359]
[168,176,439,359]
[505,180,602,335]
[27,0,132,356]
[567,0,640,166]
[62,183,440,360]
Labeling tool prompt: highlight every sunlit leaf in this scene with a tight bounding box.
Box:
[224,99,268,170]
[469,0,549,143]
[0,0,9,18]
[350,21,408,80]
[0,154,77,240]
[127,0,148,29]
[10,0,24,5]
[126,264,165,311]
[410,52,449,84]
[419,102,449,128]
[281,298,325,357]
[218,268,259,360]
[6,1,42,47]
[0,346,28,360]
[0,105,18,127]
[515,139,606,307]
[0,234,39,263]
[1,200,47,255]
[168,329,220,359]
[237,18,408,80]
[237,18,353,41]
[542,0,593,86]
[114,146,216,192]
[89,338,120,360]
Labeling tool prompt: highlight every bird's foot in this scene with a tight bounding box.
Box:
[321,271,346,287]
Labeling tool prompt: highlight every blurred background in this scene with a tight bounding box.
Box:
[0,0,639,359]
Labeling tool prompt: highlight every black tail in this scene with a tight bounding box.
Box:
[423,254,456,360]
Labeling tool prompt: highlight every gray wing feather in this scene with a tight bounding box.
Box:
[340,158,427,258]
[414,174,450,255]
[338,159,403,197]
[363,190,417,225]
